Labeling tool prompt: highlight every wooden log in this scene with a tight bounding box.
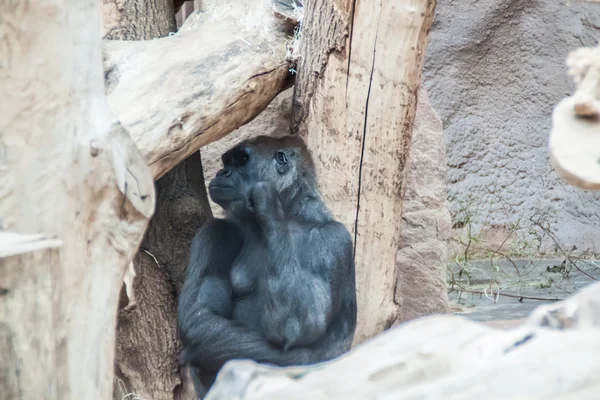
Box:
[0,0,155,398]
[114,153,212,400]
[99,2,213,399]
[292,0,437,343]
[101,0,177,40]
[104,0,296,180]
[550,45,600,190]
[205,281,600,399]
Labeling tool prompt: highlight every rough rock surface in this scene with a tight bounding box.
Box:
[395,88,451,322]
[423,0,600,252]
[204,281,600,400]
[202,87,451,322]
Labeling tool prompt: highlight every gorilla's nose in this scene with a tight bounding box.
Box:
[216,167,232,178]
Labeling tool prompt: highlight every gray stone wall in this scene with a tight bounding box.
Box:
[423,0,600,253]
[396,88,451,322]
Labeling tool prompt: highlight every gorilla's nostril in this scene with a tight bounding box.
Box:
[216,167,232,178]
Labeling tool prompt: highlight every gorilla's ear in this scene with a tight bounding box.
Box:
[276,150,288,165]
[275,150,291,175]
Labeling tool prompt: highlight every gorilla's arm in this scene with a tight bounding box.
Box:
[253,183,354,350]
[177,219,310,372]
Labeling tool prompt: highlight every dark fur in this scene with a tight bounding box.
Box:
[177,135,357,397]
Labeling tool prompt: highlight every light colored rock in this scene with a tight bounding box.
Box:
[205,281,600,400]
[423,0,600,252]
[395,88,452,322]
[529,279,600,329]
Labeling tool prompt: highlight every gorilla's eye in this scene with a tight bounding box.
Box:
[276,151,288,165]
[236,151,249,165]
[225,148,249,167]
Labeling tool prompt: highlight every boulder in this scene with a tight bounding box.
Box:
[205,281,600,399]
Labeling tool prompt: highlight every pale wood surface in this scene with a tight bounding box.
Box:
[550,46,600,190]
[294,0,436,344]
[104,0,294,180]
[0,0,154,398]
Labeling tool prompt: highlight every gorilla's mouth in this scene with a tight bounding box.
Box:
[208,183,237,205]
[208,180,235,191]
[208,183,229,190]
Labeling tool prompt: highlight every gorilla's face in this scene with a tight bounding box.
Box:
[209,136,300,215]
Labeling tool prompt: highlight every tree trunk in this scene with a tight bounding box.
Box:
[101,0,177,40]
[0,0,155,399]
[100,2,212,399]
[293,0,436,344]
[114,153,211,400]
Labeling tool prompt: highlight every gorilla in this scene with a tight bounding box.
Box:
[177,135,356,397]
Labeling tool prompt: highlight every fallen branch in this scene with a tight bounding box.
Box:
[104,0,296,180]
[0,232,63,258]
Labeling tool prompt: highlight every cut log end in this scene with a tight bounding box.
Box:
[549,96,600,190]
[549,45,600,190]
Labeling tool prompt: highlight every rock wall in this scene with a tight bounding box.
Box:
[395,88,452,322]
[423,0,600,253]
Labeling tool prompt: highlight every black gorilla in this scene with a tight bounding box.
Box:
[177,135,356,397]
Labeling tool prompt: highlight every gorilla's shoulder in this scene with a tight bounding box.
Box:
[194,218,242,244]
[311,220,353,246]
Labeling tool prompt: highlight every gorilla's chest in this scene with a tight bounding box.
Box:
[229,227,305,329]
[229,242,266,298]
[229,242,266,329]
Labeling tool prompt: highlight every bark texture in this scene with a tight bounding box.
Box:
[101,0,176,40]
[100,3,212,399]
[114,154,211,400]
[0,0,154,398]
[293,0,437,343]
[103,0,293,180]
